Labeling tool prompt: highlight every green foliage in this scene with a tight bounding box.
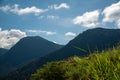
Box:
[30,45,120,80]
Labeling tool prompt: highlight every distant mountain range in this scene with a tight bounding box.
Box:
[0,36,63,77]
[3,28,120,80]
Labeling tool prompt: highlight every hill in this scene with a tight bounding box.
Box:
[0,36,63,76]
[0,48,8,56]
[3,28,120,80]
[31,44,120,80]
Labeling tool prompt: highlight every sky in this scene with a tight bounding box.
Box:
[0,0,120,49]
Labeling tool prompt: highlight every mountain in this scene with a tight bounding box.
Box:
[0,36,63,77]
[2,28,120,80]
[0,48,8,56]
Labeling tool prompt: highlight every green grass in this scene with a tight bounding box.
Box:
[30,45,120,80]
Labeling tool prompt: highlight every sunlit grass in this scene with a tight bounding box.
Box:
[31,45,120,80]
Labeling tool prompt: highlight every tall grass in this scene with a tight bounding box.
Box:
[31,45,120,80]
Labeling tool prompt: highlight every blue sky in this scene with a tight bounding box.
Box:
[0,0,120,49]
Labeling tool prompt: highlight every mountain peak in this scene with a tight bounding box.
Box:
[20,36,48,42]
[85,27,120,32]
[2,28,120,80]
[0,36,63,76]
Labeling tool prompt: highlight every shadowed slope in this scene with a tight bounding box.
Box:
[0,36,63,76]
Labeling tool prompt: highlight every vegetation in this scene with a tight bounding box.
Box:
[31,45,120,80]
[2,28,120,80]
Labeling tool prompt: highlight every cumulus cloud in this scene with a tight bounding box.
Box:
[73,10,100,28]
[64,32,76,41]
[47,15,59,20]
[27,30,56,36]
[0,5,10,12]
[0,4,47,16]
[0,28,26,49]
[49,3,70,10]
[102,1,120,28]
[65,32,76,37]
[0,3,69,16]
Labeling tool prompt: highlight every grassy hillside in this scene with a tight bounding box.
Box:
[31,45,120,80]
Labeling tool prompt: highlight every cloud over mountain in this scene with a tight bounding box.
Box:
[102,1,120,28]
[0,28,26,49]
[73,1,120,29]
[27,30,56,36]
[73,10,100,28]
[65,32,76,37]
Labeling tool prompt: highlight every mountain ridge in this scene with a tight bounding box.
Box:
[0,48,8,56]
[0,36,63,76]
[3,28,120,80]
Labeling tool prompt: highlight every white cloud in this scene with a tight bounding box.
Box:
[47,15,59,20]
[0,28,26,49]
[64,32,76,41]
[0,5,10,12]
[65,32,76,37]
[49,3,70,10]
[117,19,120,28]
[27,30,56,36]
[0,4,47,16]
[73,10,100,28]
[53,41,58,44]
[0,3,69,16]
[102,1,120,28]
